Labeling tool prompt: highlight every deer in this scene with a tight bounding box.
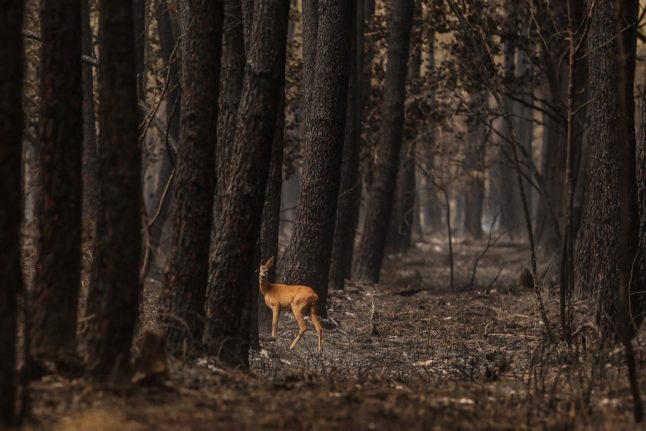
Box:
[258,256,323,352]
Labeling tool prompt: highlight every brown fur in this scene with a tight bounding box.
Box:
[258,257,323,352]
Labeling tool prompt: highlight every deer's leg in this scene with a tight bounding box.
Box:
[309,308,323,352]
[289,305,307,350]
[271,306,280,339]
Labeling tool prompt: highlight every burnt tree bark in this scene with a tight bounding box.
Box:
[495,23,524,239]
[256,95,286,339]
[387,6,420,251]
[421,29,442,233]
[533,1,567,252]
[156,0,180,144]
[215,0,245,217]
[134,0,146,100]
[329,0,364,290]
[205,0,290,367]
[81,0,98,222]
[86,0,142,380]
[31,0,83,366]
[281,0,353,316]
[463,93,487,239]
[146,0,180,277]
[158,0,224,354]
[353,0,414,283]
[574,0,641,340]
[0,0,23,423]
[535,90,566,250]
[301,0,318,107]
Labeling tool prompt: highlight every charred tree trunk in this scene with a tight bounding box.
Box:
[31,0,83,367]
[301,0,318,106]
[158,0,224,354]
[215,0,245,217]
[205,0,290,367]
[574,0,641,340]
[0,0,23,423]
[157,0,180,143]
[256,95,286,338]
[146,0,180,277]
[513,47,534,214]
[463,93,486,239]
[421,30,442,233]
[81,0,98,223]
[353,0,414,283]
[281,0,354,316]
[329,1,364,290]
[86,0,142,380]
[640,31,646,332]
[134,0,146,100]
[496,34,524,239]
[535,87,566,251]
[387,9,420,251]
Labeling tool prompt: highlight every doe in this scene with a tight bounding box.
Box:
[258,257,322,352]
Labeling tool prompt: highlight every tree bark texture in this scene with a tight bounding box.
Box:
[421,30,442,233]
[147,0,180,277]
[158,0,224,354]
[533,1,568,252]
[134,0,146,100]
[496,36,524,239]
[353,0,414,283]
[86,0,142,380]
[31,0,83,364]
[574,0,640,339]
[534,88,566,251]
[81,0,98,222]
[281,0,354,316]
[204,0,290,367]
[387,7,420,251]
[0,0,23,423]
[463,93,486,239]
[215,0,245,218]
[301,0,318,107]
[513,47,533,214]
[329,0,364,290]
[257,95,286,337]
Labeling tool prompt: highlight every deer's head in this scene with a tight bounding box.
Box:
[259,256,275,283]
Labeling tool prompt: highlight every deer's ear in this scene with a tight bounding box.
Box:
[265,256,275,268]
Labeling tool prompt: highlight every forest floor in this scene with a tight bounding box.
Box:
[21,235,646,430]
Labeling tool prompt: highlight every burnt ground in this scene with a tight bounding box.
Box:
[21,236,646,430]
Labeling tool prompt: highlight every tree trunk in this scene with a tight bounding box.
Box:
[147,0,180,277]
[574,0,640,340]
[387,8,420,251]
[496,35,524,239]
[353,0,414,283]
[134,0,146,100]
[215,0,245,217]
[329,0,364,290]
[204,0,290,367]
[31,0,83,367]
[0,0,23,423]
[157,0,180,143]
[158,0,224,354]
[256,95,286,339]
[513,47,534,215]
[81,0,98,223]
[281,0,353,316]
[301,0,318,107]
[463,93,486,239]
[534,83,566,251]
[86,0,142,380]
[421,30,442,233]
